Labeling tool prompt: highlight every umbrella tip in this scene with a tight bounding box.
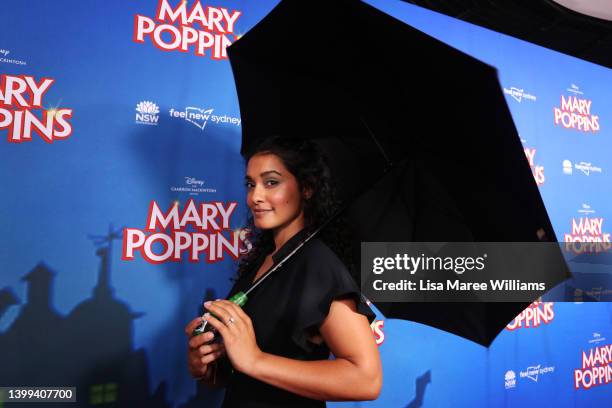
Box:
[536,228,547,241]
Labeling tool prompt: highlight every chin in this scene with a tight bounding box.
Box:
[253,220,275,230]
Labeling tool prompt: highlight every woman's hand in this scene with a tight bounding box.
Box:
[203,299,263,376]
[185,317,226,382]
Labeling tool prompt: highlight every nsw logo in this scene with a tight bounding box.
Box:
[135,101,160,126]
[504,370,516,389]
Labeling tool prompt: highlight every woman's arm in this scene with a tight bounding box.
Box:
[203,298,382,401]
[251,298,382,400]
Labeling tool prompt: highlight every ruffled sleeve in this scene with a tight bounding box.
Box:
[287,240,376,353]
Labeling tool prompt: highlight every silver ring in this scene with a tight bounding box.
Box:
[227,317,235,325]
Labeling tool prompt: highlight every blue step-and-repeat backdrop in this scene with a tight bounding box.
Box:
[1,0,610,406]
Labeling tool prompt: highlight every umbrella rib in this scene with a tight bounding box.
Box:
[359,116,393,168]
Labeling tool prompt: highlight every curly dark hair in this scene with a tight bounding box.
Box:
[237,136,355,279]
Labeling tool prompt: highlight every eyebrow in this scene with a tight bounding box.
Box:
[245,170,282,180]
[261,170,282,177]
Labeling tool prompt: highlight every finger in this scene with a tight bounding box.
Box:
[205,300,233,322]
[216,300,250,321]
[201,349,225,365]
[189,355,205,370]
[203,313,230,340]
[185,317,205,336]
[188,331,215,349]
[206,301,240,329]
[216,300,252,330]
[217,300,252,331]
[188,354,205,371]
[189,360,209,378]
[197,342,224,356]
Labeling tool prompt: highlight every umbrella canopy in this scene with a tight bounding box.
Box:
[228,0,570,346]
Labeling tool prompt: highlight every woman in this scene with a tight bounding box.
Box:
[185,137,382,407]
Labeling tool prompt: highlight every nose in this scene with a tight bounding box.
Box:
[250,183,265,206]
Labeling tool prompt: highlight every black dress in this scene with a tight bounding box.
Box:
[220,228,376,407]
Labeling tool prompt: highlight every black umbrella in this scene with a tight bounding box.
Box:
[227,0,570,346]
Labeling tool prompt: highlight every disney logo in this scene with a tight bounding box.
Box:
[184,177,205,186]
[567,84,583,94]
[589,332,606,344]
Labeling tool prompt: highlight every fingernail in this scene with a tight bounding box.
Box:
[207,332,214,339]
[204,301,212,307]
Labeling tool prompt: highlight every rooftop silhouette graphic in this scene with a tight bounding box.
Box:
[0,226,173,407]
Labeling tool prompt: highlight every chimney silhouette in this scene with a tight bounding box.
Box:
[21,262,54,310]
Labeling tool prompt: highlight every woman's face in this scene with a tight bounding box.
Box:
[245,153,306,233]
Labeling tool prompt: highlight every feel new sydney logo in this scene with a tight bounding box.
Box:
[168,106,241,131]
